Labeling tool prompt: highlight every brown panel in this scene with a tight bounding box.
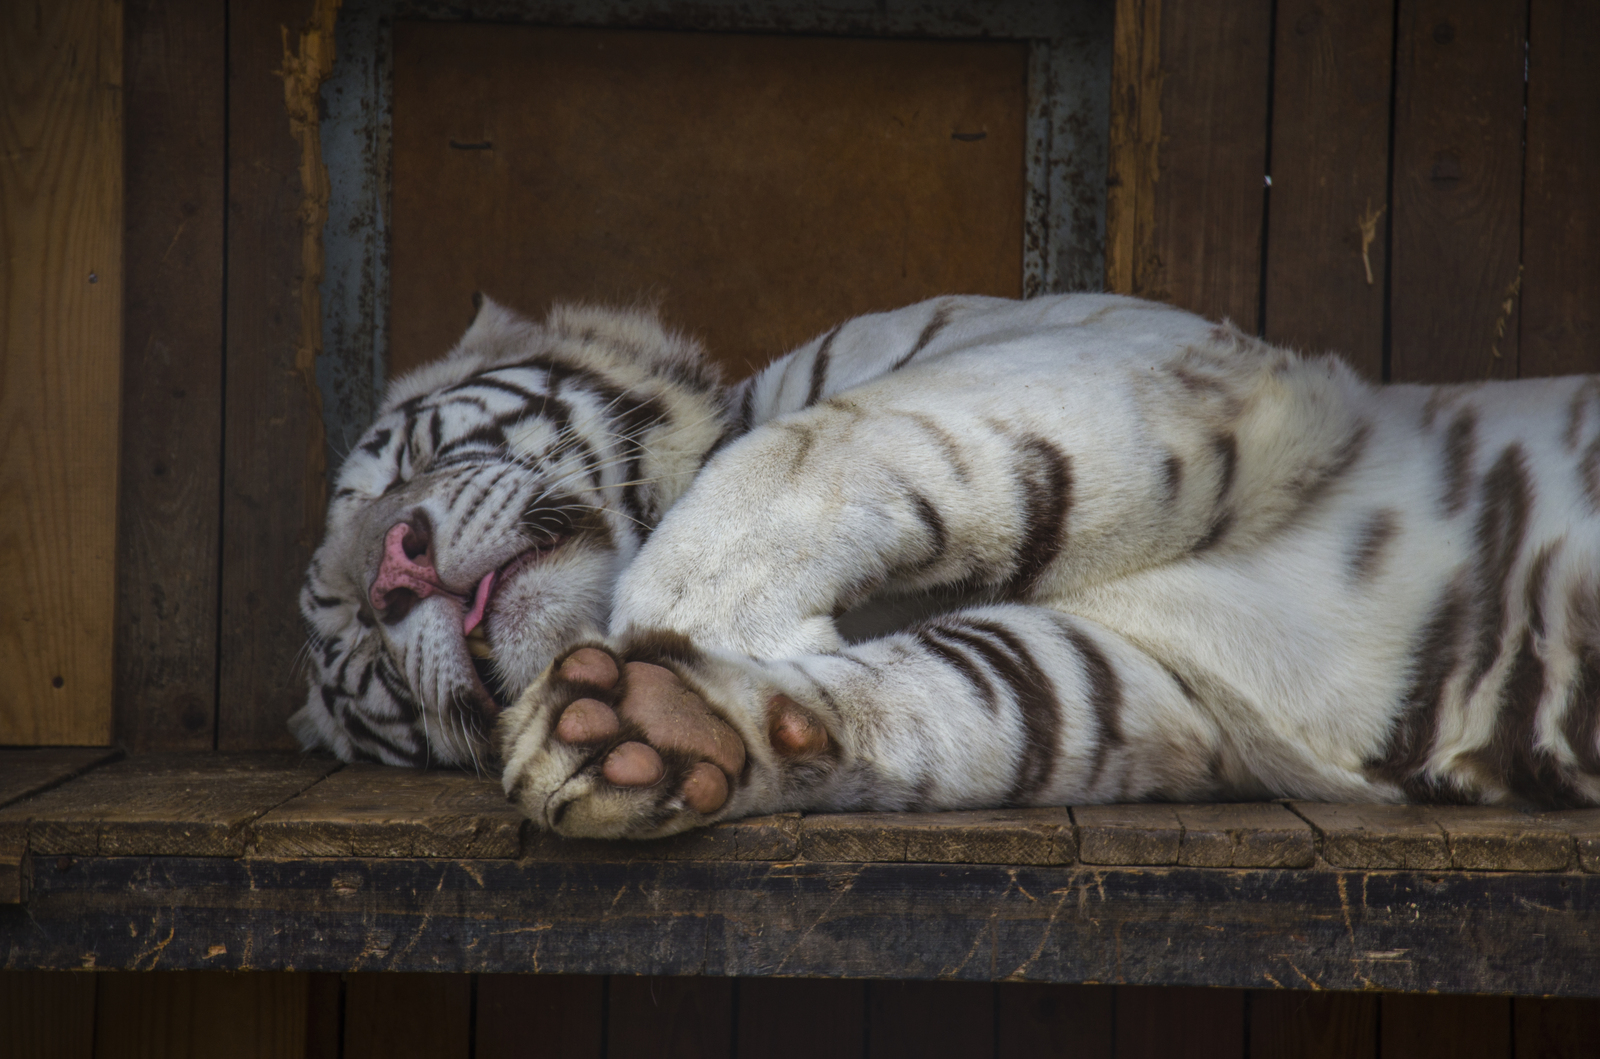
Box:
[866,980,993,1059]
[1136,0,1273,326]
[343,974,471,1059]
[797,808,1075,865]
[608,976,733,1059]
[737,979,865,1059]
[1116,986,1244,1059]
[0,0,123,744]
[1379,994,1511,1059]
[1390,0,1528,383]
[1513,997,1600,1058]
[117,0,227,750]
[476,975,603,1059]
[0,970,97,1059]
[389,25,1026,379]
[1105,0,1162,301]
[1262,0,1395,378]
[1249,991,1377,1059]
[93,972,310,1059]
[304,974,343,1059]
[997,983,1113,1059]
[1519,0,1600,378]
[219,0,331,750]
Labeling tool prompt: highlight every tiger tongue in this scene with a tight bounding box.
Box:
[462,571,497,635]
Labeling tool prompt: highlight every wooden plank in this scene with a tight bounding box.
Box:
[1135,0,1273,326]
[1288,802,1450,869]
[389,24,1025,380]
[0,748,121,809]
[608,976,733,1059]
[0,753,337,857]
[250,764,522,859]
[304,973,342,1059]
[1513,997,1600,1058]
[12,858,1600,994]
[1105,0,1161,302]
[1429,806,1574,872]
[0,0,123,744]
[736,978,865,1059]
[116,0,227,750]
[93,971,312,1057]
[995,983,1112,1058]
[865,980,992,1059]
[1389,0,1529,383]
[1173,804,1314,868]
[524,814,800,863]
[217,0,330,751]
[0,970,96,1058]
[343,974,471,1059]
[1378,993,1511,1059]
[1249,991,1377,1058]
[798,809,1075,866]
[1073,804,1182,865]
[1518,0,1600,378]
[476,975,603,1059]
[1261,0,1394,378]
[1540,809,1600,872]
[1116,986,1245,1059]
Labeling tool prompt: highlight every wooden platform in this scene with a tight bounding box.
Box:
[3,750,1599,995]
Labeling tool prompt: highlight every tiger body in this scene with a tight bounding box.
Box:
[296,293,1600,838]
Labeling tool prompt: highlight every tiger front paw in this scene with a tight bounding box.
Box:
[497,637,831,838]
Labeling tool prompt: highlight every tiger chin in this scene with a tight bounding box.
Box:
[297,292,1600,840]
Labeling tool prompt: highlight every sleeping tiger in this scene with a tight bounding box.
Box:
[294,293,1600,838]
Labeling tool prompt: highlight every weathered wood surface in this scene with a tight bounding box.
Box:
[0,0,123,745]
[798,808,1075,866]
[0,748,122,811]
[7,855,1600,993]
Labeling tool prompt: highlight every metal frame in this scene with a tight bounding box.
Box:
[317,0,1112,467]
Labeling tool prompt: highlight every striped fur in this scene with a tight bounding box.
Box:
[298,293,1600,838]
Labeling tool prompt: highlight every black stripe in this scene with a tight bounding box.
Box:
[942,619,1063,804]
[1161,452,1184,503]
[1057,621,1124,791]
[1211,433,1238,501]
[372,653,424,726]
[310,594,343,609]
[1005,438,1074,598]
[805,326,842,408]
[1440,408,1477,516]
[891,302,955,371]
[917,626,999,713]
[1463,445,1533,698]
[428,409,443,453]
[1562,587,1600,774]
[360,428,391,457]
[910,492,947,566]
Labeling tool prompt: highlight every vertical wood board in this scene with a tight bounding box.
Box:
[93,972,311,1059]
[1116,986,1246,1059]
[0,0,123,744]
[996,982,1113,1058]
[343,973,471,1059]
[1378,993,1512,1059]
[865,980,994,1059]
[736,978,865,1059]
[475,974,604,1059]
[1249,990,1377,1059]
[0,970,97,1059]
[607,976,733,1059]
[117,0,228,750]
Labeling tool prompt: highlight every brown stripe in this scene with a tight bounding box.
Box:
[1580,435,1600,509]
[804,326,841,408]
[1562,582,1600,774]
[1057,621,1124,792]
[1366,580,1468,790]
[1005,438,1073,598]
[1192,511,1233,554]
[958,619,1064,805]
[891,301,954,371]
[1463,445,1533,698]
[1296,422,1372,513]
[1211,433,1238,501]
[1440,408,1478,516]
[909,491,948,566]
[917,627,998,713]
[1347,509,1399,582]
[1160,452,1184,503]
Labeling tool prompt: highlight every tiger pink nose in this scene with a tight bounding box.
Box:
[370,523,448,611]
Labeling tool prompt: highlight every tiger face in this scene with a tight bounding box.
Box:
[292,298,729,768]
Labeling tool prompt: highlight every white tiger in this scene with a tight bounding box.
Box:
[294,293,1600,838]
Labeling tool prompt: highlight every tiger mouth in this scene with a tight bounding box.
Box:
[461,536,568,712]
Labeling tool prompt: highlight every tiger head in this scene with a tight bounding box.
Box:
[291,297,730,768]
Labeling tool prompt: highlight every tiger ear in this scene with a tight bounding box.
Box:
[455,293,527,354]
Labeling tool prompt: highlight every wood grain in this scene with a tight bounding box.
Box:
[217,0,329,751]
[475,975,604,1059]
[0,0,123,744]
[389,24,1025,380]
[1378,993,1511,1059]
[1432,806,1574,871]
[1145,0,1274,326]
[798,809,1075,865]
[737,978,865,1059]
[1513,997,1600,1059]
[1116,986,1245,1059]
[343,973,471,1059]
[995,983,1112,1058]
[1262,0,1394,378]
[1518,0,1600,378]
[1074,803,1183,865]
[250,764,522,858]
[1173,803,1314,868]
[0,970,96,1058]
[1105,0,1162,300]
[116,0,227,750]
[608,976,733,1059]
[865,980,993,1059]
[0,752,337,857]
[93,972,312,1057]
[0,748,120,809]
[1289,802,1450,869]
[1389,0,1529,383]
[1249,991,1377,1059]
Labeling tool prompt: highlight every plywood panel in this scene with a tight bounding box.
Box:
[93,972,310,1059]
[1262,0,1394,378]
[390,25,1026,379]
[1390,0,1528,383]
[1519,0,1600,379]
[0,0,123,744]
[343,974,471,1059]
[118,0,227,750]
